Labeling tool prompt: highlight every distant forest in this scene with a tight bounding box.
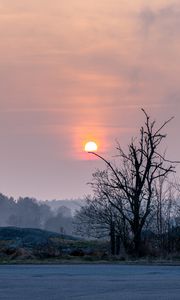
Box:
[0,194,82,236]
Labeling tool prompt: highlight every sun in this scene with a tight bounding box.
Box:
[84,141,98,152]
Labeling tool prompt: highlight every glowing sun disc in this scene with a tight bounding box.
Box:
[85,141,98,152]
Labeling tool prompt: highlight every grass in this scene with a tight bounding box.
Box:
[0,255,180,266]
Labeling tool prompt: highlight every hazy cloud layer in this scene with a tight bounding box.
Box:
[0,0,179,199]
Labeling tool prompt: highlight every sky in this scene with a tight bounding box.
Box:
[0,0,180,200]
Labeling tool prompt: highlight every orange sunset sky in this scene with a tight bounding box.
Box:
[0,0,180,199]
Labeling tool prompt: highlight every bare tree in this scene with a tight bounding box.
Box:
[152,175,169,251]
[88,110,177,256]
[75,184,130,255]
[147,176,176,254]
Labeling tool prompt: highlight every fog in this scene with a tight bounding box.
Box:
[0,194,82,235]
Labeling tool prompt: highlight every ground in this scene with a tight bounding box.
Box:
[0,264,179,299]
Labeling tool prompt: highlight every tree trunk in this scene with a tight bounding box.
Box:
[133,229,142,257]
[110,222,115,255]
[115,234,121,255]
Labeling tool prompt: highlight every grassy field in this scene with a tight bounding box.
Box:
[0,227,179,265]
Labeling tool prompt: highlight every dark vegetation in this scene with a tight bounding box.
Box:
[0,227,108,262]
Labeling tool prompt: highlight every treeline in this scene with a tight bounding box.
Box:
[0,194,75,235]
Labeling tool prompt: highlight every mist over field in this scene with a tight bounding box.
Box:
[0,194,83,235]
